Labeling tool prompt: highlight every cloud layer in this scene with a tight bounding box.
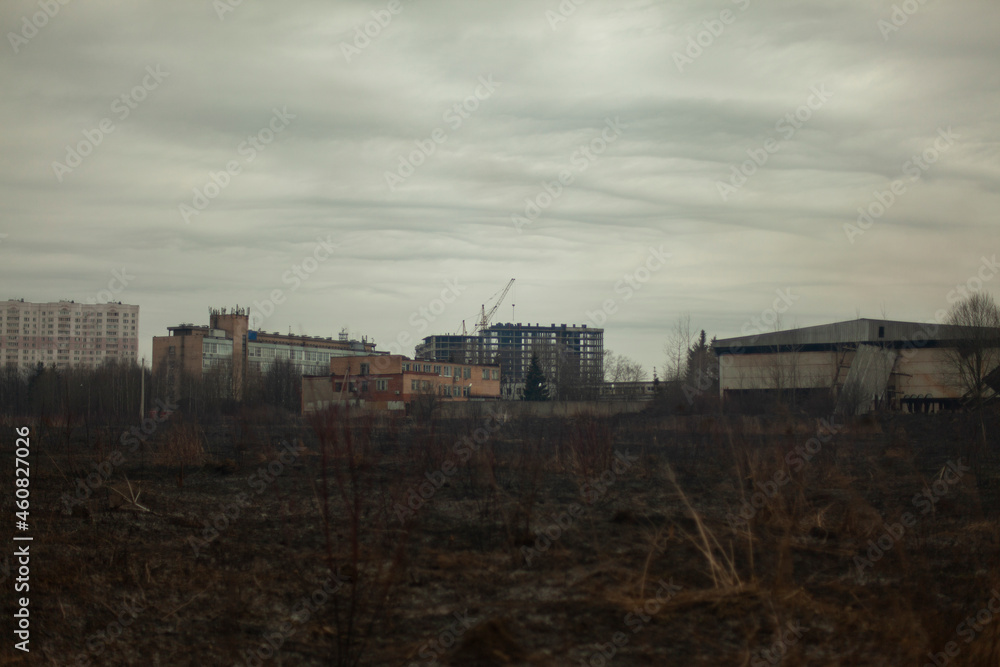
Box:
[2,0,998,373]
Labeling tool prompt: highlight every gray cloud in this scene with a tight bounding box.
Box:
[2,0,998,373]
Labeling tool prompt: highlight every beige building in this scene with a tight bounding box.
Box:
[714,318,1000,414]
[1,299,139,373]
[152,307,376,402]
[302,354,501,413]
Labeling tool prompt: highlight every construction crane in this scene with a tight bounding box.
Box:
[475,279,515,334]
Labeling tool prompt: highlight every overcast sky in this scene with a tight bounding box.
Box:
[2,0,999,375]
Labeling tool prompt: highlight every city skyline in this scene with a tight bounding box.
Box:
[2,1,999,376]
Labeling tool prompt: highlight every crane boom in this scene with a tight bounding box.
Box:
[476,278,515,333]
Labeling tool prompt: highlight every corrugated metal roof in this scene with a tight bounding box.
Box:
[715,318,998,352]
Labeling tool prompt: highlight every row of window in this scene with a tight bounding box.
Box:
[3,341,135,348]
[1,313,136,320]
[407,380,473,397]
[246,346,341,362]
[333,379,391,392]
[401,363,499,380]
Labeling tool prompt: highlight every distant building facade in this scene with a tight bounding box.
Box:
[152,307,377,402]
[1,299,139,373]
[714,318,1000,414]
[302,354,501,413]
[417,322,604,399]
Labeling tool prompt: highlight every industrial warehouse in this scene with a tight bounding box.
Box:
[714,318,1000,414]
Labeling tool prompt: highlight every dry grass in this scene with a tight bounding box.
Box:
[3,408,999,665]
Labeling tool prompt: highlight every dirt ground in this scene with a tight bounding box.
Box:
[2,407,999,666]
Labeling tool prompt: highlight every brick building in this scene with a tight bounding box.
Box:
[301,354,501,413]
[152,307,376,402]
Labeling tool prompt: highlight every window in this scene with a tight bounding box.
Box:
[411,380,418,391]
[482,369,489,380]
[360,363,370,375]
[335,382,343,392]
[463,387,470,397]
[443,366,451,377]
[376,379,388,391]
[423,364,431,373]
[492,369,499,380]
[403,363,410,371]
[361,381,368,392]
[463,367,471,379]
[434,365,441,375]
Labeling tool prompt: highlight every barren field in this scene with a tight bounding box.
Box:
[2,407,999,666]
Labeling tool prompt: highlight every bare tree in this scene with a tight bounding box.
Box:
[663,314,692,382]
[945,292,1000,409]
[604,350,648,383]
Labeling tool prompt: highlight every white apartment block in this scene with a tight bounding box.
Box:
[1,299,140,373]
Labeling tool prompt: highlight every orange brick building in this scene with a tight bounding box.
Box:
[302,354,501,413]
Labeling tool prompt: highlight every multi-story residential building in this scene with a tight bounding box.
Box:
[1,299,139,373]
[417,322,604,399]
[152,307,377,402]
[301,354,501,413]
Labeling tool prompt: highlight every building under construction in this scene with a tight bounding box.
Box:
[417,322,604,399]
